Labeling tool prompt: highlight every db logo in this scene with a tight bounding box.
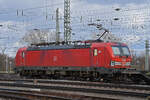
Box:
[53,56,57,62]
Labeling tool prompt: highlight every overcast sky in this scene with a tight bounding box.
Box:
[0,0,150,56]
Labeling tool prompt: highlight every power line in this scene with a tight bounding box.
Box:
[0,0,83,15]
[0,2,64,15]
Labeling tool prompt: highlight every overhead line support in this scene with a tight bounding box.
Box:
[64,0,71,43]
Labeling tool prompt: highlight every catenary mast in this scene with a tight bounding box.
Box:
[56,8,60,43]
[64,0,71,43]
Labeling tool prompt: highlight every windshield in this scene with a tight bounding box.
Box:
[112,46,130,56]
[112,46,121,55]
[122,46,130,56]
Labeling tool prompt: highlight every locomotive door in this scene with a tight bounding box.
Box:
[92,48,99,67]
[21,51,25,66]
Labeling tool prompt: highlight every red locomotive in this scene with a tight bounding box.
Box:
[15,41,132,81]
[14,23,150,84]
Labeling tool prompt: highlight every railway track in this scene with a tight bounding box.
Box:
[0,78,150,91]
[0,88,71,100]
[0,79,149,100]
[0,87,117,100]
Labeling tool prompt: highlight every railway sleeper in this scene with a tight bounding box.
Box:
[121,72,150,85]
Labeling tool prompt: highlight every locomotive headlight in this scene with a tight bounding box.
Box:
[111,61,115,66]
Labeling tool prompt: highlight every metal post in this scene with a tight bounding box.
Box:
[145,40,149,71]
[64,0,71,43]
[9,61,12,73]
[56,8,60,43]
[6,56,8,73]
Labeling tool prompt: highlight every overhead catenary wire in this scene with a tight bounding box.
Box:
[0,0,149,53]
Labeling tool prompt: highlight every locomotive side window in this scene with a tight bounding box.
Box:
[94,49,98,56]
[112,46,121,55]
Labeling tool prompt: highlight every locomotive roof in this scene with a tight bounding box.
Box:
[26,42,127,51]
[27,44,91,51]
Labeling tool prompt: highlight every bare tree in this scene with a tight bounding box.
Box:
[0,47,6,55]
[0,47,7,72]
[130,50,149,71]
[22,29,61,45]
[0,53,6,71]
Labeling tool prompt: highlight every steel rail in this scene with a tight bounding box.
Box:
[0,88,72,100]
[0,78,150,91]
[0,88,117,100]
[0,82,149,98]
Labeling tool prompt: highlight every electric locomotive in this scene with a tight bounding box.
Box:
[15,40,133,81]
[14,23,150,84]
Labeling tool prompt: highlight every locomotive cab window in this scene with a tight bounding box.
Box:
[112,46,121,56]
[93,49,98,56]
[122,46,130,56]
[112,46,130,56]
